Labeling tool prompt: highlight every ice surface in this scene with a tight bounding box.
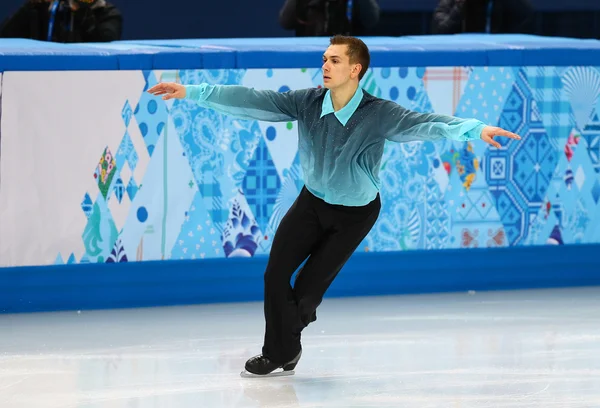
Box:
[1,287,600,407]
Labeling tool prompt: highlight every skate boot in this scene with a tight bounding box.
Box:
[240,349,302,378]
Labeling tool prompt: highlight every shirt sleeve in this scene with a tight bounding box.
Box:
[379,100,486,143]
[184,83,304,122]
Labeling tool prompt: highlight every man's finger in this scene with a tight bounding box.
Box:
[495,128,521,139]
[486,139,502,149]
[147,84,165,93]
[483,134,502,149]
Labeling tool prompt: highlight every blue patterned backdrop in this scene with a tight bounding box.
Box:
[58,65,600,265]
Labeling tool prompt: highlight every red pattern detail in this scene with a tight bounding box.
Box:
[564,131,580,162]
[461,229,479,248]
[443,162,452,174]
[487,228,505,247]
[422,67,469,115]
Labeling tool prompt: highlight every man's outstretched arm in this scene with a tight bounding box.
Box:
[148,82,305,123]
[379,100,520,148]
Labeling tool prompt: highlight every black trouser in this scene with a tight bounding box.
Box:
[261,186,381,364]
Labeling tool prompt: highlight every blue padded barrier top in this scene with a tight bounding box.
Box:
[121,35,600,69]
[82,42,204,70]
[0,38,119,71]
[1,35,600,72]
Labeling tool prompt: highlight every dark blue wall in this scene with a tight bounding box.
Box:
[110,0,290,39]
[0,0,291,40]
[1,0,599,41]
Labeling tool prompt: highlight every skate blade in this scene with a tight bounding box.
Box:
[240,369,295,378]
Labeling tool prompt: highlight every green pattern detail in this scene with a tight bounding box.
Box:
[361,70,381,97]
[97,147,118,199]
[82,198,119,262]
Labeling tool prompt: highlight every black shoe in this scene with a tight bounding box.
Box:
[244,349,302,376]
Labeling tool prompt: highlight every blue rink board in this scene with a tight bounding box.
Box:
[1,244,599,313]
[2,35,600,71]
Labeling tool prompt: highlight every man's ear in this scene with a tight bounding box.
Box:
[352,63,362,79]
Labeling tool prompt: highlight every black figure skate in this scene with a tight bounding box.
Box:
[240,349,302,378]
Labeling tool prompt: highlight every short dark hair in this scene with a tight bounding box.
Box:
[329,35,370,81]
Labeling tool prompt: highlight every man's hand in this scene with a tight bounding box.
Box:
[147,82,186,100]
[481,126,521,148]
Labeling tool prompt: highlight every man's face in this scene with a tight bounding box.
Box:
[322,44,360,89]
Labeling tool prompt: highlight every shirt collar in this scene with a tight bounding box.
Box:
[320,86,364,126]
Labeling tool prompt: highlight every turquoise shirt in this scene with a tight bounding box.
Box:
[184,84,486,207]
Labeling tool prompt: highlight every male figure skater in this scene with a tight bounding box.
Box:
[148,35,521,377]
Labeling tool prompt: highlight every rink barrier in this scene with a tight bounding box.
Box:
[2,34,600,313]
[1,244,599,313]
[2,35,600,71]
